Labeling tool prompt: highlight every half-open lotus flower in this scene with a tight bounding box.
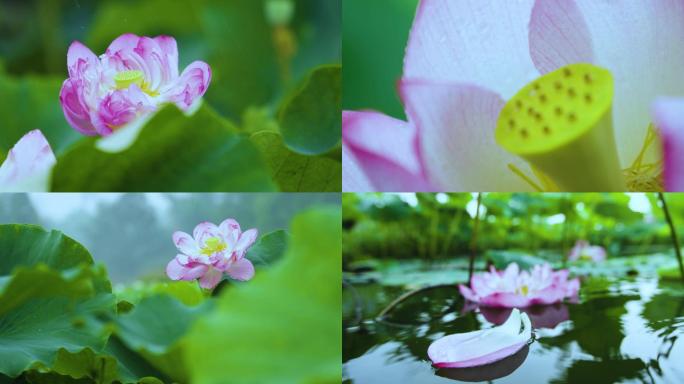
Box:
[428,308,532,368]
[60,33,211,137]
[0,130,56,192]
[459,263,579,308]
[343,0,684,192]
[166,219,258,289]
[568,240,606,262]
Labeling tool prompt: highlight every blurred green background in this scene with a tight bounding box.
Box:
[0,0,340,120]
[342,0,418,119]
[344,193,684,270]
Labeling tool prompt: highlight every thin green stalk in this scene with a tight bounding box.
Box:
[468,193,482,284]
[658,193,684,283]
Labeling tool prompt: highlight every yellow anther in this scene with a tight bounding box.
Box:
[114,70,144,90]
[201,237,228,256]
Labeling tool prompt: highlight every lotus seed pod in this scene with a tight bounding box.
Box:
[495,63,625,191]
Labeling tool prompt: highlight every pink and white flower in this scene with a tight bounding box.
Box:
[0,130,56,192]
[652,99,684,191]
[459,263,579,308]
[428,308,532,368]
[166,219,258,289]
[59,33,211,137]
[344,0,684,192]
[568,240,607,262]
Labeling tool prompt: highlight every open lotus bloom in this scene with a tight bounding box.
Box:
[568,240,606,262]
[343,0,684,192]
[166,219,258,289]
[459,263,579,308]
[428,308,532,368]
[0,130,56,192]
[59,33,211,137]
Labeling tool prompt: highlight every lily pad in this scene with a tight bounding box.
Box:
[186,207,342,384]
[51,105,277,192]
[251,130,341,191]
[279,64,341,155]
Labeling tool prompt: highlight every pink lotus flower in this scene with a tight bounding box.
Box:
[568,240,607,262]
[60,33,211,137]
[459,263,579,308]
[428,308,532,368]
[0,130,56,192]
[166,219,258,289]
[344,0,684,192]
[652,99,684,191]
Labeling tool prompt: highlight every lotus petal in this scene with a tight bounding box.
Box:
[428,308,532,368]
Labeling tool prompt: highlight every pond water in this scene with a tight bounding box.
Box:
[343,277,684,383]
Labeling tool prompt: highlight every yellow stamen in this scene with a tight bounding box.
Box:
[114,70,144,90]
[520,285,529,296]
[201,237,227,256]
[623,124,663,192]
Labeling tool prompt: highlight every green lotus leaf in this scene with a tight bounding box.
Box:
[51,105,276,192]
[251,130,341,191]
[114,295,214,383]
[115,281,205,307]
[0,224,110,293]
[0,266,115,378]
[279,64,341,155]
[186,207,342,384]
[0,225,116,379]
[246,229,290,267]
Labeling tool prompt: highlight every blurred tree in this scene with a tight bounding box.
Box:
[0,194,39,224]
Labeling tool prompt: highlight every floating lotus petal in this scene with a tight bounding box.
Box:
[428,308,533,368]
[435,344,530,382]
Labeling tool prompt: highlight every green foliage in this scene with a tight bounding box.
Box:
[0,207,337,383]
[343,0,418,119]
[0,224,115,380]
[52,105,277,192]
[246,229,290,266]
[113,295,214,383]
[344,193,678,264]
[186,207,342,384]
[251,131,341,191]
[0,73,79,156]
[279,65,341,155]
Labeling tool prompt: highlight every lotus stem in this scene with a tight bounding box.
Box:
[468,193,482,284]
[657,193,684,283]
[376,284,457,321]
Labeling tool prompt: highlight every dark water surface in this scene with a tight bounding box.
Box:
[343,278,684,383]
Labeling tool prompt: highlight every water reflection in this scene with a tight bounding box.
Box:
[436,345,530,382]
[462,302,570,329]
[343,278,684,383]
